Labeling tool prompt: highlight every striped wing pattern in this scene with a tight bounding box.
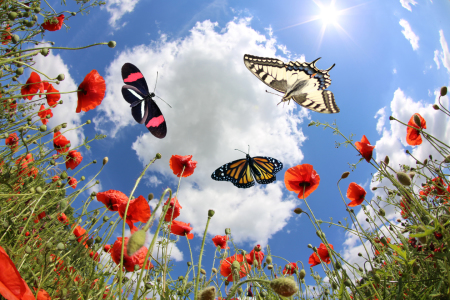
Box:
[243,54,340,114]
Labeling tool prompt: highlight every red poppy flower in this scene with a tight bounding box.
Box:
[68,176,77,189]
[284,164,320,199]
[33,211,46,223]
[169,220,194,239]
[5,132,19,152]
[57,213,69,225]
[27,167,38,179]
[45,83,61,107]
[355,135,375,162]
[309,243,334,267]
[66,150,83,170]
[53,131,70,154]
[212,235,229,249]
[406,113,426,146]
[104,245,111,252]
[245,245,264,267]
[15,153,34,169]
[76,70,106,113]
[400,199,411,219]
[220,254,250,282]
[96,190,128,211]
[38,105,53,125]
[21,72,44,100]
[41,14,65,31]
[36,289,51,300]
[164,197,182,222]
[118,195,151,233]
[282,262,298,275]
[346,182,366,207]
[73,225,87,243]
[110,237,154,272]
[0,245,36,300]
[431,177,447,195]
[1,25,12,45]
[89,251,100,262]
[169,155,197,177]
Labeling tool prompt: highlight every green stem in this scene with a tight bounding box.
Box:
[194,213,213,300]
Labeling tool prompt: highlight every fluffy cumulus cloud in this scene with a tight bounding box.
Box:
[399,19,419,51]
[95,19,304,245]
[103,0,141,29]
[32,46,85,148]
[439,30,450,73]
[400,0,417,11]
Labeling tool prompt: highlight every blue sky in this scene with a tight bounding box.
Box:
[36,0,450,288]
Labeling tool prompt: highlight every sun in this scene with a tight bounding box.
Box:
[319,4,339,24]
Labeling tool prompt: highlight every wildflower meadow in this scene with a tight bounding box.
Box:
[0,0,449,300]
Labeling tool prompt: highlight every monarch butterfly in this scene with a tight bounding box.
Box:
[211,149,283,189]
[121,63,167,139]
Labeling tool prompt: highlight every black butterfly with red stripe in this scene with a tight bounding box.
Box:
[121,63,167,139]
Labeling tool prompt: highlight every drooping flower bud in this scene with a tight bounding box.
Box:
[384,156,389,165]
[265,255,272,264]
[108,41,117,48]
[341,171,350,179]
[378,208,385,217]
[293,208,303,214]
[103,157,109,165]
[396,172,411,186]
[148,193,154,200]
[231,260,240,271]
[127,229,146,256]
[225,228,231,235]
[413,114,422,127]
[201,269,206,275]
[441,86,448,97]
[433,104,440,110]
[156,153,162,159]
[269,277,299,297]
[299,269,306,279]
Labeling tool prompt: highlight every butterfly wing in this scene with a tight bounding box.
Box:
[211,158,255,189]
[251,156,283,185]
[243,54,287,93]
[121,63,150,95]
[122,85,147,124]
[291,90,339,113]
[143,98,167,139]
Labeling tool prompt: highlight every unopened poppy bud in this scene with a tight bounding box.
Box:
[344,279,351,287]
[231,260,240,271]
[316,231,325,239]
[201,269,206,275]
[8,12,17,20]
[29,187,35,194]
[86,120,91,124]
[208,209,215,217]
[93,160,97,164]
[413,114,421,127]
[313,247,317,252]
[358,252,362,257]
[54,73,65,81]
[91,191,97,197]
[39,125,47,132]
[108,41,117,48]
[270,277,298,297]
[127,230,146,256]
[156,153,162,159]
[433,104,440,110]
[341,171,350,179]
[408,171,415,179]
[299,269,306,279]
[380,237,388,245]
[224,280,230,286]
[60,171,68,179]
[384,156,389,165]
[307,244,313,248]
[378,208,385,217]
[294,207,303,214]
[441,86,448,96]
[396,172,411,186]
[57,242,65,250]
[423,158,428,165]
[16,67,23,75]
[225,228,231,235]
[80,176,85,181]
[103,157,108,165]
[40,48,49,56]
[95,236,102,243]
[102,216,110,222]
[54,125,61,132]
[444,155,450,163]
[335,261,342,269]
[267,264,273,270]
[36,186,43,193]
[331,281,338,290]
[109,221,114,226]
[265,255,272,264]
[187,261,192,266]
[389,116,394,120]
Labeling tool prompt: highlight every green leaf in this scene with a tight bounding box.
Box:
[388,244,407,260]
[409,228,434,238]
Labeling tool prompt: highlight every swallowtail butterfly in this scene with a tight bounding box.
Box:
[243,54,339,114]
[211,150,283,189]
[121,63,167,138]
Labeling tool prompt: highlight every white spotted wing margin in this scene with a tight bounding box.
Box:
[243,54,340,114]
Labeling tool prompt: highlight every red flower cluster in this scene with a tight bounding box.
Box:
[355,135,375,162]
[245,244,264,268]
[1,25,12,45]
[110,237,154,272]
[220,254,251,282]
[284,164,320,199]
[309,243,334,267]
[406,113,426,146]
[5,132,19,152]
[169,155,197,177]
[282,262,298,275]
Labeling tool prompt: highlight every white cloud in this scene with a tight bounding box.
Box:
[32,46,85,149]
[103,0,141,29]
[146,175,162,187]
[399,19,419,51]
[374,107,386,135]
[400,0,417,11]
[439,30,450,73]
[392,68,397,74]
[434,50,441,69]
[95,19,304,246]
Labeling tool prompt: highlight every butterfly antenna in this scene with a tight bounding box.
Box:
[266,90,283,98]
[153,71,159,93]
[155,95,172,108]
[234,148,247,155]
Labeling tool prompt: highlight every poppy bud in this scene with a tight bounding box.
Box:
[331,282,338,290]
[56,74,65,81]
[108,41,117,48]
[86,120,91,124]
[57,242,64,250]
[396,172,411,186]
[103,157,108,165]
[265,255,272,264]
[423,158,428,165]
[341,171,350,179]
[200,268,206,275]
[293,207,303,214]
[378,208,385,217]
[25,246,32,254]
[208,209,215,217]
[41,47,49,56]
[145,283,152,289]
[39,125,47,132]
[95,236,102,243]
[224,280,229,286]
[254,244,262,252]
[384,156,389,165]
[299,269,306,279]
[225,228,231,235]
[316,231,325,239]
[269,277,298,297]
[313,246,317,252]
[441,86,448,96]
[212,267,217,274]
[444,155,450,163]
[389,116,394,121]
[413,114,422,127]
[103,216,109,222]
[433,104,440,110]
[60,171,68,179]
[53,125,61,133]
[380,237,388,245]
[155,153,162,159]
[16,67,23,75]
[93,160,97,164]
[29,187,35,194]
[36,186,43,193]
[307,244,313,248]
[8,12,17,20]
[148,193,154,201]
[344,279,351,287]
[127,229,146,256]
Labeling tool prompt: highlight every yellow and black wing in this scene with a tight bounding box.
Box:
[251,156,283,184]
[211,158,255,189]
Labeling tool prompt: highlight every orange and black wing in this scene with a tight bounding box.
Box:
[251,156,283,185]
[211,158,255,189]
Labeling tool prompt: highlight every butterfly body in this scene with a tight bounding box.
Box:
[121,63,167,138]
[212,154,283,188]
[243,54,339,114]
